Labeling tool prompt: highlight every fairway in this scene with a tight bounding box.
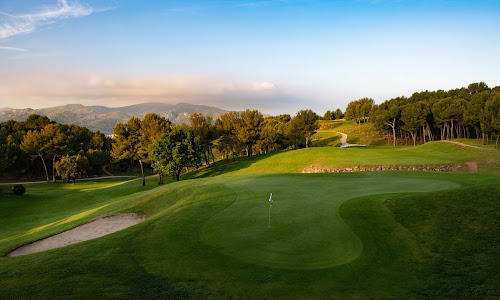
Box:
[201,174,458,269]
[0,143,498,298]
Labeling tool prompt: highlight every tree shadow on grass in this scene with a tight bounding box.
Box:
[184,152,282,180]
[312,135,341,147]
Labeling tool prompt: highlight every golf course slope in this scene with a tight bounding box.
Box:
[0,142,499,299]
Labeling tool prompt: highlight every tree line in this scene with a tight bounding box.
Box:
[0,114,112,181]
[2,81,497,184]
[110,109,328,185]
[344,82,500,148]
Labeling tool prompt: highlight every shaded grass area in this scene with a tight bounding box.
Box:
[188,142,500,178]
[336,121,386,145]
[310,131,342,147]
[0,141,499,298]
[384,184,500,298]
[0,176,158,256]
[1,173,498,298]
[0,173,467,298]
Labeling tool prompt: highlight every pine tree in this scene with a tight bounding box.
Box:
[20,130,50,182]
[149,129,202,181]
[111,117,147,186]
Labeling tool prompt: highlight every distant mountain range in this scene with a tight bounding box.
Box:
[0,103,228,135]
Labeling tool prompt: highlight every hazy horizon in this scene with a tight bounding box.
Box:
[1,0,499,115]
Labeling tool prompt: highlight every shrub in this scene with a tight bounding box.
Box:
[12,185,26,195]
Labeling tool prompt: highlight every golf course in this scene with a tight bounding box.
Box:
[1,141,499,299]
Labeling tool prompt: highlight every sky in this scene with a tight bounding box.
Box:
[0,0,499,115]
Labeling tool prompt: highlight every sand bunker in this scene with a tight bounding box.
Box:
[7,213,145,257]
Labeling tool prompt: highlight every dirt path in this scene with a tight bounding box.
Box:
[102,163,113,176]
[0,175,138,186]
[333,131,366,148]
[439,140,498,150]
[6,214,146,257]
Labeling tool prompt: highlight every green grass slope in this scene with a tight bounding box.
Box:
[310,130,342,147]
[191,142,500,177]
[0,142,499,299]
[335,121,386,145]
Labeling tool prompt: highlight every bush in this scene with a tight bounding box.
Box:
[12,185,26,195]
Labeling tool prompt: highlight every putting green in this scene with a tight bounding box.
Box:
[201,174,459,269]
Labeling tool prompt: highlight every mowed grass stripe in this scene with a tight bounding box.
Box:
[200,174,459,269]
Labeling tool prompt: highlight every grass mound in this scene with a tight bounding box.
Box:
[0,140,499,298]
[190,141,500,177]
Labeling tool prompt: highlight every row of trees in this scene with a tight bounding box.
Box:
[0,114,112,180]
[344,83,500,148]
[344,98,374,124]
[110,109,322,185]
[323,108,344,121]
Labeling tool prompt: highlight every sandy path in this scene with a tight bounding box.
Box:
[439,140,498,150]
[6,213,146,257]
[0,175,138,186]
[333,131,366,148]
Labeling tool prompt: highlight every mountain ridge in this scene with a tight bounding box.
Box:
[0,102,228,135]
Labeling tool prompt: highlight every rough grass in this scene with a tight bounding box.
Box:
[335,121,386,145]
[452,138,497,149]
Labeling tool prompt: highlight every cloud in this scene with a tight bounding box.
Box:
[237,0,288,8]
[0,0,92,39]
[0,45,27,52]
[0,72,306,114]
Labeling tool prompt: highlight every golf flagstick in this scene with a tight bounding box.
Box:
[268,193,273,228]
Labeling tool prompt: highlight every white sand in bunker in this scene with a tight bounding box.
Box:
[7,213,146,257]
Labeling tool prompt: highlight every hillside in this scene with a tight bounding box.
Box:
[0,103,228,135]
[1,142,499,298]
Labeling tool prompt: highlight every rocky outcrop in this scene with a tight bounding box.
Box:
[302,164,464,173]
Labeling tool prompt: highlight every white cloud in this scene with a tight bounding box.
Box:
[0,72,305,114]
[0,45,27,52]
[250,82,276,91]
[0,0,92,39]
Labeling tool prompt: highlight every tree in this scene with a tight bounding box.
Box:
[90,133,105,150]
[467,82,489,94]
[111,117,147,186]
[20,130,49,182]
[372,97,405,147]
[215,112,240,160]
[41,123,67,182]
[190,113,216,166]
[24,114,50,130]
[140,113,172,184]
[432,97,464,140]
[149,129,202,181]
[292,109,318,148]
[345,98,374,124]
[55,154,89,184]
[86,149,111,175]
[401,102,429,146]
[235,109,263,158]
[323,110,333,120]
[483,91,500,148]
[0,144,9,175]
[334,108,344,120]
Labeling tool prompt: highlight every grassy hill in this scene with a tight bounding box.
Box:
[311,120,386,147]
[190,142,500,177]
[0,143,499,298]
